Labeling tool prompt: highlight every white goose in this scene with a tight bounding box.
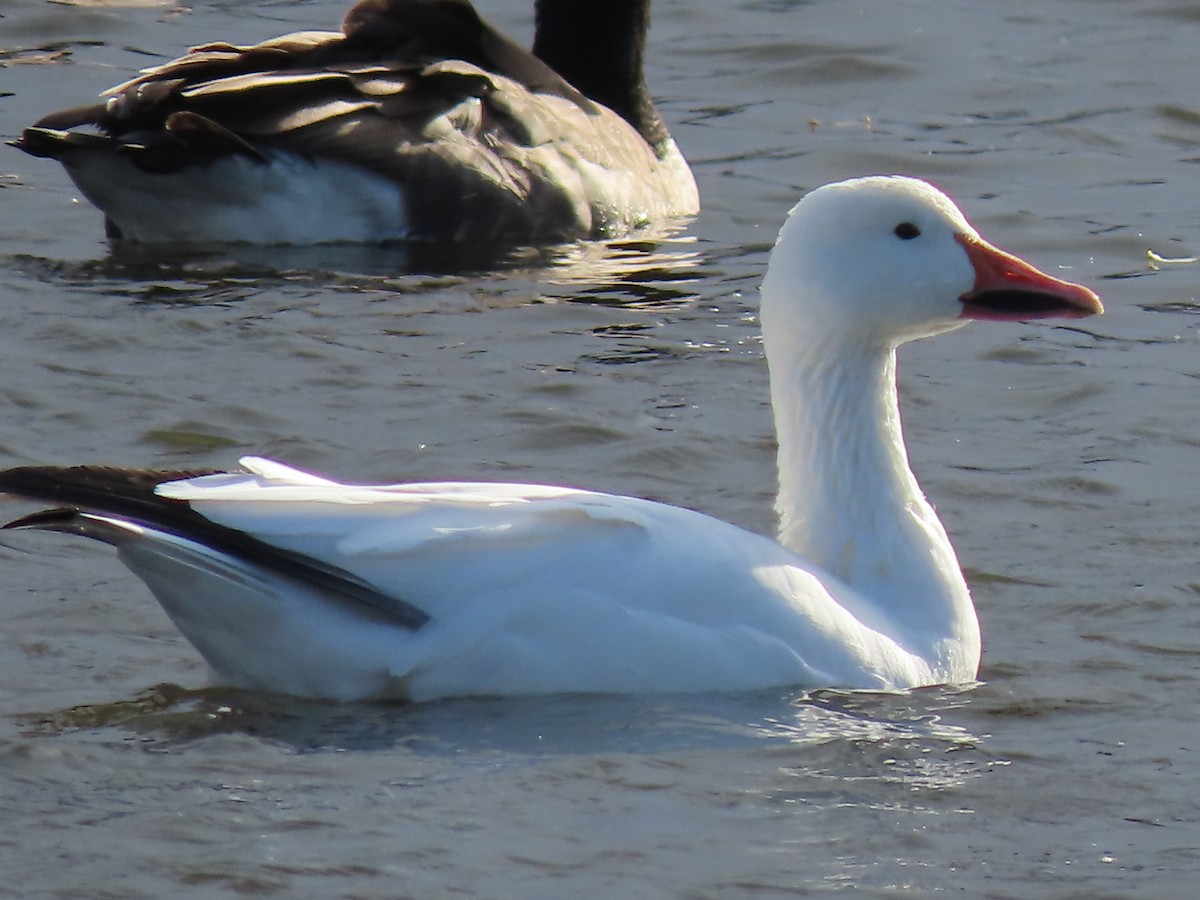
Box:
[8,0,698,244]
[0,176,1101,701]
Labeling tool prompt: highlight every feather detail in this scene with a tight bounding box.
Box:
[0,466,428,629]
[8,0,698,244]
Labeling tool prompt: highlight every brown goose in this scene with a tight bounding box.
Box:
[9,0,698,245]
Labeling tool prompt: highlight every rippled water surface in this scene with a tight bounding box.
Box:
[2,0,1200,895]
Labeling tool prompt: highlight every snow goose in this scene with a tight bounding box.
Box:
[8,0,698,245]
[0,176,1102,701]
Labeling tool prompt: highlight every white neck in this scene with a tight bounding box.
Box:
[766,336,980,677]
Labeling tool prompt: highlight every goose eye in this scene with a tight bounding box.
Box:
[894,222,921,240]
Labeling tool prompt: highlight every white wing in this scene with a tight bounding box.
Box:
[141,457,931,700]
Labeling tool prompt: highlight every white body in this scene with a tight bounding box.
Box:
[68,153,410,245]
[123,459,952,701]
[5,176,1101,700]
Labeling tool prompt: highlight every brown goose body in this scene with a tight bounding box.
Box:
[11,0,698,244]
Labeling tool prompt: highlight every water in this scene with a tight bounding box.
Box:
[0,0,1197,894]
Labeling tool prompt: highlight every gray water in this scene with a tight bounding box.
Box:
[1,0,1197,895]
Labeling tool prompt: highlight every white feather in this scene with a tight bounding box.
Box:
[6,176,1101,701]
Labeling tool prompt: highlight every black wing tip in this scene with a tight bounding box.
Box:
[0,464,223,502]
[2,507,81,532]
[0,509,136,548]
[0,464,432,631]
[8,128,67,160]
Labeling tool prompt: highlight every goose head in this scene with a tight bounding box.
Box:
[760,175,1103,351]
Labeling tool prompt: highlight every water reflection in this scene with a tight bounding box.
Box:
[5,226,704,311]
[762,688,989,795]
[16,682,983,777]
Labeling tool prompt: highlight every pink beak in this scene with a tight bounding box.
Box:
[956,233,1103,321]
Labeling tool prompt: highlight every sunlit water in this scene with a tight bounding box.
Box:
[1,0,1199,895]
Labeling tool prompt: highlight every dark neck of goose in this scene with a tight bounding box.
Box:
[532,0,671,155]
